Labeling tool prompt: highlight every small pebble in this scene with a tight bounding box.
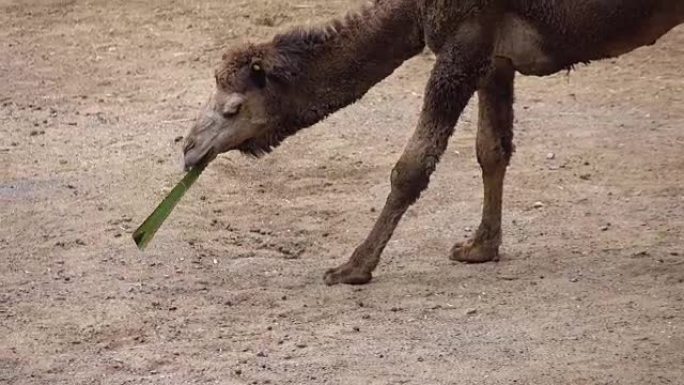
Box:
[533,201,544,209]
[546,152,555,160]
[466,308,477,315]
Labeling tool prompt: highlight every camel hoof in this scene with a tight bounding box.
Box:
[450,241,499,263]
[323,263,373,286]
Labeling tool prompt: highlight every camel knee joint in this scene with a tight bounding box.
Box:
[390,156,437,202]
[477,143,510,171]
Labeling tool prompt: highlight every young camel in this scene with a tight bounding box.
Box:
[182,0,684,285]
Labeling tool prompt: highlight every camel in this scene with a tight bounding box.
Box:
[182,0,684,285]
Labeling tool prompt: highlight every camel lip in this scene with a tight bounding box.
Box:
[183,145,215,171]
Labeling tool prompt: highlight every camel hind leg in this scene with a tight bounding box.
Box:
[451,58,514,263]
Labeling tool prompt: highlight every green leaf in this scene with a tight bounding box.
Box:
[132,161,208,250]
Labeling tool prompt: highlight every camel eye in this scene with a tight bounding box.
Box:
[221,94,245,119]
[221,93,246,119]
[223,103,241,118]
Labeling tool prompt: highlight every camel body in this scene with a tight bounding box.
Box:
[182,0,684,285]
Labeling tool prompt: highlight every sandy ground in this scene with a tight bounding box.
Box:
[1,1,683,384]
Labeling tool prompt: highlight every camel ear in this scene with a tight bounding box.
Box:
[249,60,267,89]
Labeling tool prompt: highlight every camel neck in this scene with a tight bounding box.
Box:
[273,0,425,130]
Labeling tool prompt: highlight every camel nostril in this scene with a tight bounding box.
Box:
[183,138,196,154]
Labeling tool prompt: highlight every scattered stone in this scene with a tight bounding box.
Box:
[295,343,307,349]
[579,173,591,180]
[466,308,477,315]
[546,152,556,160]
[256,351,267,357]
[533,201,544,209]
[352,326,360,332]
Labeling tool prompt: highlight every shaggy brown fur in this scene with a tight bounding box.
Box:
[182,0,684,285]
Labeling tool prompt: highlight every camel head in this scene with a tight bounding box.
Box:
[183,44,293,170]
[182,19,419,170]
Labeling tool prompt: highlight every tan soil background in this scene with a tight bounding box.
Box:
[1,1,683,384]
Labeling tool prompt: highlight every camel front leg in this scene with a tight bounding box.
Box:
[451,58,515,262]
[323,134,445,285]
[324,29,493,285]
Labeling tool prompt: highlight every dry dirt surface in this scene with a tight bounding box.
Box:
[1,1,683,384]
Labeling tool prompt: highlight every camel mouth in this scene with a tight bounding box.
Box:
[183,145,216,171]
